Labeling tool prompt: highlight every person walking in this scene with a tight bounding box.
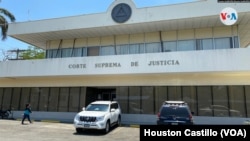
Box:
[21,103,32,124]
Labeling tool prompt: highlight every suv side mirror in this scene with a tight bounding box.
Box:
[82,107,86,111]
[111,108,115,112]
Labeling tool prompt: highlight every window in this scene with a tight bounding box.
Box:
[86,104,109,111]
[196,38,213,50]
[61,48,73,58]
[141,87,154,114]
[168,86,182,100]
[116,44,129,55]
[44,36,240,59]
[145,42,161,53]
[30,88,40,111]
[68,87,81,112]
[245,86,250,118]
[197,86,212,116]
[111,103,118,109]
[46,49,61,58]
[55,49,62,58]
[233,36,239,48]
[11,88,21,110]
[48,88,59,111]
[214,37,231,49]
[178,40,196,51]
[212,86,229,117]
[38,88,49,111]
[228,86,245,117]
[20,88,31,110]
[46,50,52,58]
[87,46,99,56]
[163,41,177,52]
[129,43,145,54]
[72,48,84,57]
[1,85,249,118]
[58,88,69,112]
[100,46,115,56]
[1,88,12,110]
[128,87,141,114]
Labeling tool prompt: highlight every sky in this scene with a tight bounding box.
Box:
[0,0,195,59]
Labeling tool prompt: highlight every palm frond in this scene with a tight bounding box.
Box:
[0,7,15,40]
[0,8,15,22]
[0,15,8,40]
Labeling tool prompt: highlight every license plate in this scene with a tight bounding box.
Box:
[171,123,178,125]
[84,124,90,127]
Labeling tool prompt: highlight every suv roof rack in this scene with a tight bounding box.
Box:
[163,100,186,105]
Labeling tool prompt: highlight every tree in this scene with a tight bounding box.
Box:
[0,4,16,40]
[19,46,45,60]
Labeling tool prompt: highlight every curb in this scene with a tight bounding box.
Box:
[129,124,140,128]
[14,118,140,127]
[121,124,140,128]
[15,118,62,123]
[39,120,61,123]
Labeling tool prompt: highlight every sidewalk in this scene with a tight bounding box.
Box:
[0,119,140,141]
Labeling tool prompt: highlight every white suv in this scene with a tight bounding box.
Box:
[74,100,121,134]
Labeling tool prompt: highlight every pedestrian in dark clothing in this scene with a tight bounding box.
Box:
[21,103,32,124]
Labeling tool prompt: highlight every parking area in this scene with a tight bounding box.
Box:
[0,119,139,141]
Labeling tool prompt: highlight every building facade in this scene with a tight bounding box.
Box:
[1,0,250,124]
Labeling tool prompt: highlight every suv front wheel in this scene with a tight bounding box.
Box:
[103,120,110,134]
[76,128,82,133]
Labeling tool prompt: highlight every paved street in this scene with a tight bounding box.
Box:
[0,119,139,141]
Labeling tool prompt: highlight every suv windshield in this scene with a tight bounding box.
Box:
[85,104,109,112]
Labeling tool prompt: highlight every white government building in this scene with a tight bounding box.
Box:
[1,0,250,124]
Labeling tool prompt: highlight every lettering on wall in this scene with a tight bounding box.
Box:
[148,60,179,66]
[95,62,121,68]
[131,62,139,67]
[68,60,179,69]
[68,64,86,69]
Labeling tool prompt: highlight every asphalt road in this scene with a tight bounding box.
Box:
[0,119,139,141]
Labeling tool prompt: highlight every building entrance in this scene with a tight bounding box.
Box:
[85,87,116,106]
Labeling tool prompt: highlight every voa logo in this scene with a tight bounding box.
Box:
[220,7,238,26]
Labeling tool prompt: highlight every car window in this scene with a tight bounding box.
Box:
[111,103,118,109]
[86,104,109,112]
[161,107,189,117]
